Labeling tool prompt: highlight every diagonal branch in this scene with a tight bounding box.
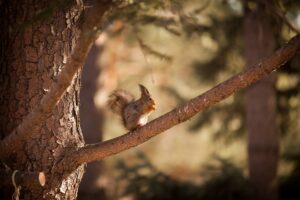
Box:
[72,34,300,166]
[0,1,113,160]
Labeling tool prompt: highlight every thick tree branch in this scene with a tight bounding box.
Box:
[0,170,46,187]
[73,34,300,166]
[0,1,113,160]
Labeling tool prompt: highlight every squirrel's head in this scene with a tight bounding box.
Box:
[139,84,155,112]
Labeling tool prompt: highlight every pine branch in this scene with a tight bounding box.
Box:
[71,34,300,166]
[136,34,173,61]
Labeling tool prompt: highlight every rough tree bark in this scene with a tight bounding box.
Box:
[0,0,110,199]
[245,2,279,200]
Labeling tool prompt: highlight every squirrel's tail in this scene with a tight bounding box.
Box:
[108,89,134,115]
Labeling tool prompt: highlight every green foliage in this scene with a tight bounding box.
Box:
[107,0,299,144]
[116,152,300,200]
[189,92,245,143]
[281,0,300,17]
[192,14,243,82]
[116,152,254,200]
[280,149,300,200]
[107,3,300,198]
[107,0,213,61]
[179,1,244,143]
[198,156,254,200]
[277,52,300,136]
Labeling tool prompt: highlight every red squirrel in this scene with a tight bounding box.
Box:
[108,84,155,131]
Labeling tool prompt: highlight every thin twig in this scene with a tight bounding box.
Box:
[264,0,300,34]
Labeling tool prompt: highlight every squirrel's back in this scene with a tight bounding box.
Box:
[108,89,134,115]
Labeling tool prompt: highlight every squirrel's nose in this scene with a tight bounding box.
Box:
[152,104,156,110]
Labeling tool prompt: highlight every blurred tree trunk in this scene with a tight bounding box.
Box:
[78,42,106,199]
[78,26,120,199]
[0,0,84,199]
[244,2,279,200]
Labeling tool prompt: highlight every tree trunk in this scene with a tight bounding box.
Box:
[0,0,84,199]
[244,2,279,200]
[78,42,106,199]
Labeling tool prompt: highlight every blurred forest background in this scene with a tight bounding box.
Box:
[78,0,300,200]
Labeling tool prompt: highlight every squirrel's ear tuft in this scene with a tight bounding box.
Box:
[139,84,150,96]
